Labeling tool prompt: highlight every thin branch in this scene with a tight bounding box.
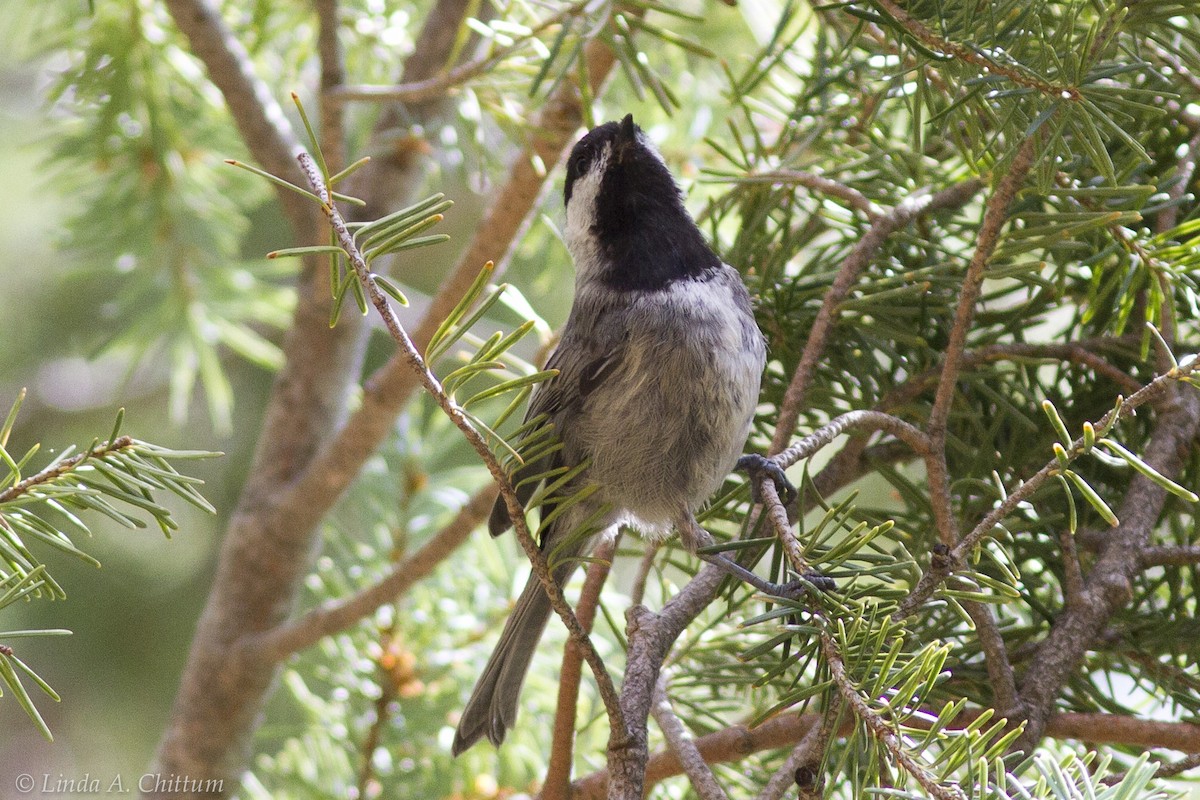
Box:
[738,170,882,220]
[571,710,1200,798]
[753,700,839,800]
[629,541,660,608]
[253,483,496,660]
[328,0,593,106]
[1139,544,1200,568]
[357,629,399,796]
[572,714,822,800]
[651,673,729,800]
[1059,523,1086,609]
[163,0,315,237]
[295,152,624,738]
[820,630,966,800]
[961,600,1019,715]
[314,0,346,176]
[1046,712,1200,752]
[1016,383,1200,751]
[0,436,134,505]
[755,410,928,580]
[1103,752,1200,786]
[895,357,1200,620]
[926,137,1038,547]
[867,0,1082,101]
[273,35,619,551]
[542,536,619,800]
[769,178,984,454]
[879,338,1144,411]
[775,410,931,471]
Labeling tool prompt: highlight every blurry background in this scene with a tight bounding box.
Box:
[0,41,238,779]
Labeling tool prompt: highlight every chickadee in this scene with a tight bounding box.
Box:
[452,115,790,755]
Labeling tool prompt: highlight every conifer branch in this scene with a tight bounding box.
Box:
[896,356,1200,620]
[926,136,1037,547]
[0,436,134,505]
[572,710,1200,798]
[867,0,1083,101]
[769,178,984,455]
[274,34,619,545]
[1015,383,1200,751]
[820,629,966,800]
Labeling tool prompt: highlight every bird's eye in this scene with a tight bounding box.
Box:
[570,146,592,175]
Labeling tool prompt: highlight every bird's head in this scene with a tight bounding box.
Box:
[563,115,719,291]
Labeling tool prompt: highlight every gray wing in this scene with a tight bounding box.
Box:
[487,312,627,537]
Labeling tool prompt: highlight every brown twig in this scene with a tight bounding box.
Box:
[650,673,729,800]
[925,137,1038,547]
[756,410,929,576]
[961,600,1020,716]
[1058,522,1086,609]
[328,0,594,106]
[753,700,840,800]
[629,542,660,607]
[769,178,984,455]
[0,436,134,505]
[820,629,967,800]
[542,536,620,800]
[253,484,496,660]
[738,170,882,220]
[774,410,931,471]
[895,357,1200,620]
[1103,752,1200,786]
[571,713,822,799]
[869,0,1081,101]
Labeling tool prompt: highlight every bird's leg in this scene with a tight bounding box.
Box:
[736,453,797,506]
[734,455,836,588]
[678,515,830,600]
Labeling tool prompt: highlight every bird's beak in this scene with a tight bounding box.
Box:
[616,113,637,162]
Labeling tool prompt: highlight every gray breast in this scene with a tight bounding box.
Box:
[567,271,765,530]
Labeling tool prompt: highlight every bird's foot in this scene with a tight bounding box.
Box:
[700,553,834,600]
[736,454,797,506]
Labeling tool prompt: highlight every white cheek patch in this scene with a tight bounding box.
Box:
[565,146,611,283]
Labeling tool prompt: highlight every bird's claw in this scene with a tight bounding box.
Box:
[774,571,835,600]
[736,453,797,506]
